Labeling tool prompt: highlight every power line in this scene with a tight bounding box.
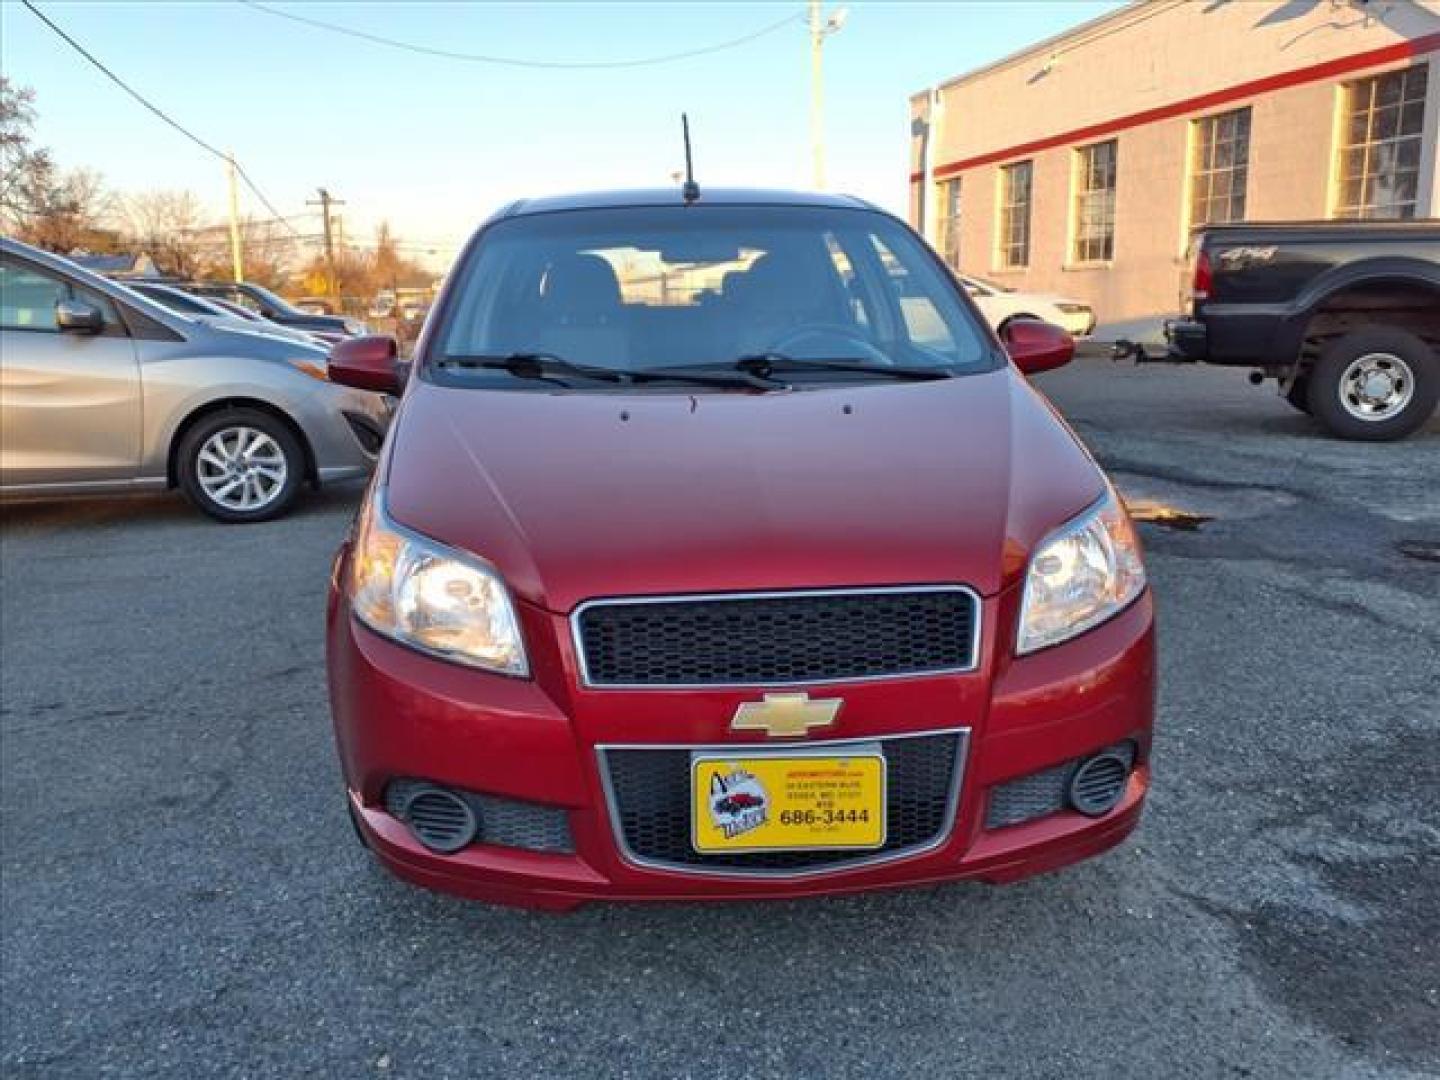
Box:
[239,0,805,69]
[20,0,306,240]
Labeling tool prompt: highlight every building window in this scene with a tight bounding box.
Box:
[935,178,961,267]
[1072,140,1117,264]
[997,161,1033,268]
[1190,108,1250,226]
[1337,64,1429,219]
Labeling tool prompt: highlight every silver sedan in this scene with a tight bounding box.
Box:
[0,237,390,523]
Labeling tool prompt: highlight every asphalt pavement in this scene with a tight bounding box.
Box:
[2,358,1437,1079]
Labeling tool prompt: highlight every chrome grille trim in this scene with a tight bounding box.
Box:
[570,585,983,690]
[595,727,970,879]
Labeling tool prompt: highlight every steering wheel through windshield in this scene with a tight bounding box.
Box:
[767,323,893,366]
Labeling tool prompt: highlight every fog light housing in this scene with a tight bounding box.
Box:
[397,785,478,853]
[1067,750,1132,817]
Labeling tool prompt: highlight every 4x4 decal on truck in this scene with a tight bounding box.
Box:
[1216,245,1277,268]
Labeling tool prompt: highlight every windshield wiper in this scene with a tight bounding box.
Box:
[436,352,621,385]
[728,353,957,381]
[436,353,784,391]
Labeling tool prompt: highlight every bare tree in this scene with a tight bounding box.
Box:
[11,168,121,253]
[0,77,57,227]
[1,78,118,250]
[121,190,208,277]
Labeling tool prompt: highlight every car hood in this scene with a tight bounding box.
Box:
[206,321,328,356]
[383,369,1105,612]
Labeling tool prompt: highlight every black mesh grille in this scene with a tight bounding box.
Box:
[985,742,1136,829]
[577,589,977,686]
[602,733,962,873]
[984,760,1076,829]
[384,779,573,854]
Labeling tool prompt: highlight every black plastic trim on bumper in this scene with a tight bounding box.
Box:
[1164,319,1208,362]
[341,411,385,456]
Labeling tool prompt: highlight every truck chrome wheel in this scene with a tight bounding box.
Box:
[1339,352,1414,422]
[197,426,289,511]
[1309,328,1437,442]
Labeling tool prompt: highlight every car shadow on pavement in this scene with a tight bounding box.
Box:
[0,482,366,533]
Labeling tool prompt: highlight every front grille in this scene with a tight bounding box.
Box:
[575,588,978,687]
[600,731,965,874]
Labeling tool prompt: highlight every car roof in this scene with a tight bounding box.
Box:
[0,235,191,333]
[499,187,879,218]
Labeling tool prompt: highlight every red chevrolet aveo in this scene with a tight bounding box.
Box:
[325,189,1155,910]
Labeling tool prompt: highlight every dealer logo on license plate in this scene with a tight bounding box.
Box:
[705,767,771,841]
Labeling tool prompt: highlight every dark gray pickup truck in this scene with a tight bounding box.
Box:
[1166,220,1439,441]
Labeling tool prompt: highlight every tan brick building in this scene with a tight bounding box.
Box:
[909,0,1440,323]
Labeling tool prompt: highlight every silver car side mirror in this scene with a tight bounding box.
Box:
[56,299,105,334]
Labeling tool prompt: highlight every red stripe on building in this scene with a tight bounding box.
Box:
[909,31,1440,184]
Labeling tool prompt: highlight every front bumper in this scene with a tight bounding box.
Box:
[306,384,392,482]
[327,580,1156,910]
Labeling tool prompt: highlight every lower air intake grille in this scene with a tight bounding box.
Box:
[576,588,978,686]
[985,742,1136,829]
[601,732,964,874]
[342,411,385,455]
[384,779,573,854]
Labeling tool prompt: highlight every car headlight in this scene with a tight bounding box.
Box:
[344,319,368,336]
[349,490,528,676]
[1017,489,1146,655]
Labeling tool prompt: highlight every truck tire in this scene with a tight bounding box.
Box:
[1306,327,1438,441]
[1284,376,1311,414]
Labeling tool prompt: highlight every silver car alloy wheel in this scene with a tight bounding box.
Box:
[196,426,288,511]
[1339,352,1415,422]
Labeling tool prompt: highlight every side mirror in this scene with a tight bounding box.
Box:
[1002,319,1074,376]
[328,334,404,394]
[56,299,105,334]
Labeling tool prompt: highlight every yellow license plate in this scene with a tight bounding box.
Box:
[692,749,886,853]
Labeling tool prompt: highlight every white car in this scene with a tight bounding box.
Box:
[958,275,1095,338]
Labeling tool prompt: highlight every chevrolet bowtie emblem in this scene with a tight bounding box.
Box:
[731,693,842,738]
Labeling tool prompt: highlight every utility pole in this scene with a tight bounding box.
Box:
[307,187,345,304]
[225,153,244,284]
[808,1,848,190]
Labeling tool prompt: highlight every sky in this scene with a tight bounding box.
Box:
[2,0,1118,267]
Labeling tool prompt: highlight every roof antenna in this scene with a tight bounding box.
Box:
[681,113,700,204]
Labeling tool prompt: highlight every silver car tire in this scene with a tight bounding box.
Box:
[177,408,305,523]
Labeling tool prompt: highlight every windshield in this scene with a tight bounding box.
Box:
[430,205,997,387]
[243,284,303,316]
[137,286,226,317]
[210,297,263,321]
